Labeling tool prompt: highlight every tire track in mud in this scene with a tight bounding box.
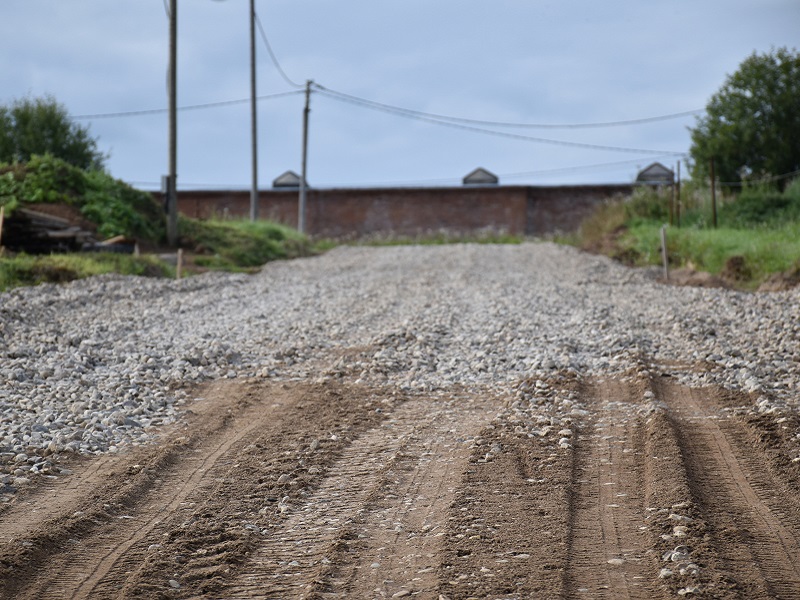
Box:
[68,413,268,600]
[2,381,281,600]
[0,380,399,600]
[656,378,800,599]
[0,453,119,544]
[222,392,503,599]
[564,378,660,599]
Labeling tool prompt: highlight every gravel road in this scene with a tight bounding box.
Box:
[1,243,799,598]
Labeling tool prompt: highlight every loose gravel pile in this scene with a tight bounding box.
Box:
[1,243,798,481]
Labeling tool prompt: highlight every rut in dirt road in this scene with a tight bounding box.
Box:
[657,378,800,600]
[222,392,502,599]
[564,378,662,600]
[0,381,402,599]
[0,381,303,600]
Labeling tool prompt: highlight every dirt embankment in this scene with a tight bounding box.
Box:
[0,365,798,599]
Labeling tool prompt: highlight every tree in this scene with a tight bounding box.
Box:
[0,95,106,170]
[689,47,800,190]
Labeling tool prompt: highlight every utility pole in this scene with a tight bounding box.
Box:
[167,0,178,246]
[298,80,312,234]
[249,0,258,221]
[675,160,681,228]
[670,178,675,226]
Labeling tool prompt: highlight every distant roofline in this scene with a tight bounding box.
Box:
[170,182,637,194]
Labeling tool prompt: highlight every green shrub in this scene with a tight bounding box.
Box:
[624,186,670,223]
[719,185,800,227]
[178,217,310,268]
[0,154,165,242]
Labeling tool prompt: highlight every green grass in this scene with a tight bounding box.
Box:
[576,180,800,289]
[178,217,311,269]
[621,222,800,288]
[0,252,172,292]
[0,218,313,291]
[316,229,525,249]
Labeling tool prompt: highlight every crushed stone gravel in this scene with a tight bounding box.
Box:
[0,243,797,477]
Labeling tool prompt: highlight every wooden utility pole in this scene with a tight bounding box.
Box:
[670,180,675,226]
[167,0,178,247]
[710,157,717,228]
[248,0,258,222]
[298,80,312,234]
[675,161,681,228]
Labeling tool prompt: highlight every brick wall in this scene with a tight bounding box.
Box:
[173,184,633,238]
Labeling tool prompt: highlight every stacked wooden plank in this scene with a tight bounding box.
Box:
[2,207,98,254]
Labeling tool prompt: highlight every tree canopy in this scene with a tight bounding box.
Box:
[689,47,800,189]
[0,95,106,171]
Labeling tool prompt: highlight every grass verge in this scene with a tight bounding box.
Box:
[1,218,313,291]
[178,217,311,270]
[574,181,800,290]
[0,253,172,292]
[621,223,800,289]
[313,229,525,250]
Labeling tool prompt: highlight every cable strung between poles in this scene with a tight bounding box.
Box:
[314,84,687,156]
[312,84,703,129]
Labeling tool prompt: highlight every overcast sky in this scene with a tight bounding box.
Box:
[2,1,797,190]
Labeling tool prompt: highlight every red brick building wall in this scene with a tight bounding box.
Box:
[173,184,633,238]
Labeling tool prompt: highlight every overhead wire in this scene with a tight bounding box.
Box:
[254,10,304,89]
[313,84,686,156]
[311,84,703,129]
[498,156,679,179]
[70,90,302,120]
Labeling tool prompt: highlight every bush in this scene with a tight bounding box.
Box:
[0,154,165,241]
[718,183,800,227]
[624,186,670,223]
[178,217,310,268]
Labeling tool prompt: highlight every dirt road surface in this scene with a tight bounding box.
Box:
[1,244,799,599]
[1,370,799,599]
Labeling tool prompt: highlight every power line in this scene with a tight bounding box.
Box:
[254,11,303,89]
[312,84,703,129]
[499,156,679,179]
[70,90,302,120]
[314,85,686,156]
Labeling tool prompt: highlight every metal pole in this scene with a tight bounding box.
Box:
[299,80,312,234]
[249,0,258,221]
[167,0,178,246]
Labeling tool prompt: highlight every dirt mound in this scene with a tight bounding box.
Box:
[666,267,728,289]
[758,262,800,292]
